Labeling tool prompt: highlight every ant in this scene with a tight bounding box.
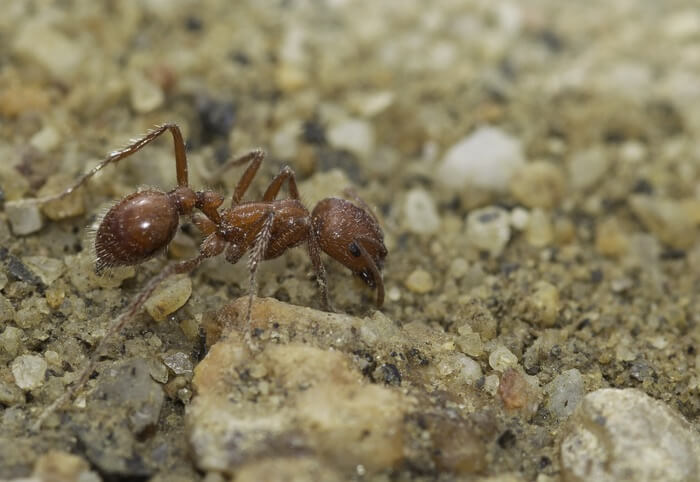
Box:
[16,123,387,430]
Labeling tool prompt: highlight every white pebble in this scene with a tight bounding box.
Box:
[327,118,375,160]
[437,127,525,191]
[457,354,482,384]
[11,354,47,390]
[5,200,44,236]
[488,346,518,372]
[510,207,530,230]
[403,188,440,235]
[465,206,511,257]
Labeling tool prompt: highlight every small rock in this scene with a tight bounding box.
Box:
[299,169,351,207]
[327,118,375,160]
[0,326,23,357]
[37,174,85,220]
[5,200,44,235]
[629,195,696,249]
[457,298,497,341]
[498,368,540,415]
[129,71,165,113]
[275,63,308,92]
[13,21,85,82]
[524,281,560,327]
[271,120,301,160]
[11,354,47,390]
[33,450,97,482]
[437,127,525,191]
[483,374,500,395]
[489,346,518,372]
[403,188,440,235]
[509,161,566,209]
[21,256,65,285]
[93,358,165,434]
[509,207,530,230]
[561,388,700,482]
[162,352,193,375]
[662,10,700,39]
[525,209,554,247]
[545,369,584,419]
[29,125,62,153]
[456,332,483,358]
[348,90,395,117]
[144,274,193,321]
[595,217,628,257]
[465,206,511,256]
[0,379,25,406]
[0,295,16,324]
[456,354,482,384]
[404,269,433,294]
[568,147,610,191]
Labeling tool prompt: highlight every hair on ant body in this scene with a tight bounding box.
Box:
[18,123,387,430]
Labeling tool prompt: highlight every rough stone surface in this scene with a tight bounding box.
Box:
[561,389,700,482]
[189,298,489,478]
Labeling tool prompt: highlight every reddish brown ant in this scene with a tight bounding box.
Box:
[19,123,387,429]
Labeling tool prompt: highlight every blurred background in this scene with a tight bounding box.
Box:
[0,0,699,480]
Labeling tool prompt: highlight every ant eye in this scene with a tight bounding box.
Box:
[349,242,361,257]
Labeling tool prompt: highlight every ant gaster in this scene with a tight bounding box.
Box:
[25,123,387,429]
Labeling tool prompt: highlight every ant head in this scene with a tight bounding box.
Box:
[95,190,181,271]
[311,197,387,307]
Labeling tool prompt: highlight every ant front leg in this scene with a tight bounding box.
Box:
[307,234,332,311]
[244,208,275,349]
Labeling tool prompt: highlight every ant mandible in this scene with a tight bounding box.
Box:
[25,123,387,429]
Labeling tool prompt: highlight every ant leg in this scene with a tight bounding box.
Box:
[210,149,266,206]
[32,252,207,431]
[342,187,381,225]
[262,166,300,201]
[23,124,190,208]
[307,233,332,311]
[244,209,275,349]
[355,238,385,308]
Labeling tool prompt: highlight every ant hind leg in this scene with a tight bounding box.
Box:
[21,124,190,210]
[32,253,207,431]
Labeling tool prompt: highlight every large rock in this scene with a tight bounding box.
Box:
[560,388,700,482]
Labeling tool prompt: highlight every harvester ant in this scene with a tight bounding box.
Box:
[16,123,387,429]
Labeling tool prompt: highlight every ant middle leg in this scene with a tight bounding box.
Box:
[262,166,300,201]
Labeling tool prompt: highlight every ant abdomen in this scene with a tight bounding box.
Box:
[95,190,180,270]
